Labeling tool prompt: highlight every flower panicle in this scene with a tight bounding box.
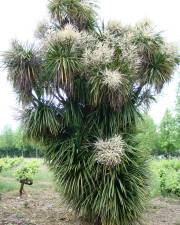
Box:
[102,69,124,90]
[107,20,123,32]
[94,135,125,167]
[83,42,114,65]
[46,24,81,44]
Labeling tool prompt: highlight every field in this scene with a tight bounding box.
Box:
[0,158,180,225]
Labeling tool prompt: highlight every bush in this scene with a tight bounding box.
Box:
[15,160,38,181]
[15,160,39,196]
[0,157,24,172]
[151,158,180,197]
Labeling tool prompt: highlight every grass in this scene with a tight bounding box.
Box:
[149,159,162,196]
[0,181,18,193]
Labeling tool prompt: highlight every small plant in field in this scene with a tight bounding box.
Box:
[15,160,38,196]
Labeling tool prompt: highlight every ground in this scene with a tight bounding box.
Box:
[1,190,180,225]
[144,198,180,225]
[0,160,180,225]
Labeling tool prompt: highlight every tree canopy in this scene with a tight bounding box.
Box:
[0,126,41,157]
[175,82,180,149]
[159,109,177,154]
[136,82,180,156]
[136,114,159,153]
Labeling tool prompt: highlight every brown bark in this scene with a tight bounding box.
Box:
[19,182,24,196]
[19,178,33,196]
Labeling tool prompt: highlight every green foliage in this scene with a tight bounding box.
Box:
[159,110,177,155]
[136,114,159,153]
[2,40,42,104]
[0,126,42,158]
[157,83,180,155]
[160,83,180,155]
[0,157,24,172]
[15,160,38,181]
[0,159,4,172]
[160,166,180,197]
[0,181,19,193]
[0,158,50,194]
[22,103,60,139]
[47,138,149,225]
[0,125,15,149]
[174,82,180,149]
[48,0,97,31]
[150,159,180,197]
[2,1,179,224]
[136,108,180,156]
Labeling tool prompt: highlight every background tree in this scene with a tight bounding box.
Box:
[136,114,159,154]
[174,82,180,149]
[159,109,177,156]
[2,1,179,224]
[0,125,15,149]
[0,125,41,157]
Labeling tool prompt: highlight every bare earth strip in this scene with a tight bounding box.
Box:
[0,190,180,225]
[144,197,180,225]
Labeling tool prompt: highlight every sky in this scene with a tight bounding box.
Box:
[0,0,179,131]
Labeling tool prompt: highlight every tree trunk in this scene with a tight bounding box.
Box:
[19,179,33,196]
[19,182,24,196]
[93,216,102,225]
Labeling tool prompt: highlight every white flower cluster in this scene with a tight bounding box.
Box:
[55,24,81,42]
[102,69,123,90]
[79,1,91,11]
[135,19,155,40]
[119,33,142,73]
[94,135,124,167]
[163,43,178,59]
[83,42,114,65]
[107,20,123,33]
[80,31,97,48]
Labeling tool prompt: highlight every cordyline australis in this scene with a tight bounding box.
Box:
[2,0,179,224]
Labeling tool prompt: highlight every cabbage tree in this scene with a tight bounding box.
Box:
[2,0,179,224]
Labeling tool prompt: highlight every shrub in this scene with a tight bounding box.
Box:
[153,159,180,197]
[15,160,38,181]
[15,160,38,196]
[0,157,24,172]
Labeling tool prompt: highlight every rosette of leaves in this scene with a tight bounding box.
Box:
[2,0,179,224]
